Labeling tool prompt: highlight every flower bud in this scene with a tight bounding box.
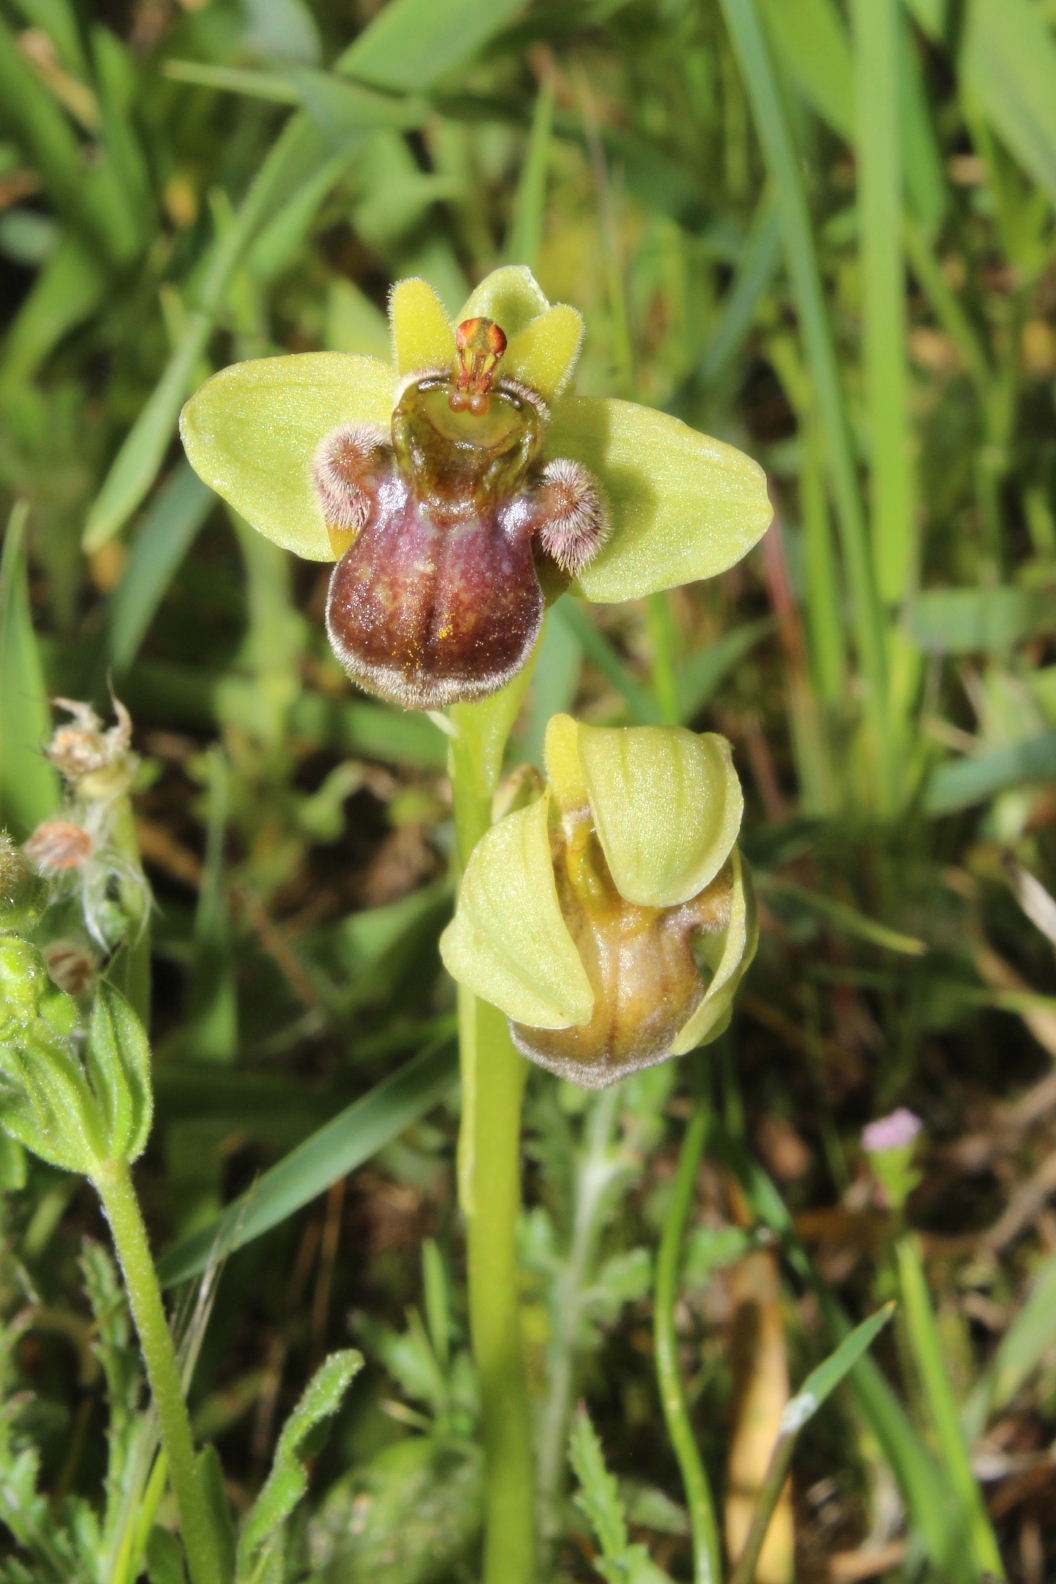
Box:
[440,715,756,1088]
[0,834,46,931]
[46,698,138,800]
[0,936,77,1042]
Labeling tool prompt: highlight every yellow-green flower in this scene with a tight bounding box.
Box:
[440,714,756,1089]
[180,267,772,710]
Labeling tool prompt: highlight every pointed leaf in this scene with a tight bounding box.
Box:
[505,303,584,402]
[238,1350,362,1570]
[458,265,549,338]
[440,794,594,1028]
[574,724,744,907]
[551,397,773,601]
[86,983,153,1163]
[390,276,455,376]
[180,354,394,560]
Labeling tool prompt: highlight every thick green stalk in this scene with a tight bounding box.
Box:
[94,1160,223,1584]
[449,679,537,1584]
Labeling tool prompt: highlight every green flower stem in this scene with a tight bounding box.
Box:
[895,1232,1005,1581]
[654,1092,722,1584]
[449,675,538,1584]
[94,1159,223,1584]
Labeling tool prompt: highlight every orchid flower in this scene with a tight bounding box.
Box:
[180,266,772,710]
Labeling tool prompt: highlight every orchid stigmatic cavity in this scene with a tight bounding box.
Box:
[317,316,607,708]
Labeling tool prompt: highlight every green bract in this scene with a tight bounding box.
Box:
[180,266,772,599]
[0,955,153,1175]
[440,715,757,1089]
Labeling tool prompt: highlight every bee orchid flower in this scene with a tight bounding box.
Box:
[440,714,757,1088]
[180,267,772,710]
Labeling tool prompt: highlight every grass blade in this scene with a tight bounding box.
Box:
[0,506,60,838]
[719,0,890,805]
[157,1038,455,1286]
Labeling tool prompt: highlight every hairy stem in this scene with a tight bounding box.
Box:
[94,1160,222,1584]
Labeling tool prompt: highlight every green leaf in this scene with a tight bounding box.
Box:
[572,723,744,907]
[238,1351,362,1572]
[569,1406,674,1584]
[108,464,214,673]
[439,794,595,1029]
[342,0,530,92]
[553,397,772,602]
[180,353,394,561]
[86,983,154,1164]
[908,0,1056,212]
[787,1301,896,1426]
[197,1445,237,1582]
[145,1527,189,1584]
[908,586,1054,655]
[157,1039,455,1285]
[0,507,61,838]
[0,1034,102,1174]
[924,730,1056,816]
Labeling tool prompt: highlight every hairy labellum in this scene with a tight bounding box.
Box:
[314,323,608,710]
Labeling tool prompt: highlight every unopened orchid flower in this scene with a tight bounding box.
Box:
[440,714,756,1088]
[180,267,771,710]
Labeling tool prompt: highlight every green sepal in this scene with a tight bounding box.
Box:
[86,983,154,1164]
[0,1031,105,1174]
[439,794,594,1029]
[553,718,744,907]
[670,850,757,1055]
[457,265,549,339]
[237,1350,362,1577]
[179,353,394,561]
[550,397,773,601]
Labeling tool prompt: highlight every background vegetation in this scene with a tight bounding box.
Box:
[2,0,1056,1579]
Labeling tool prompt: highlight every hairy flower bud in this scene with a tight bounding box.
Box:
[440,715,756,1088]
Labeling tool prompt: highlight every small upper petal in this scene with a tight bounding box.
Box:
[390,277,456,377]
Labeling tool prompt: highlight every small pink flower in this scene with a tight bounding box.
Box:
[862,1107,922,1156]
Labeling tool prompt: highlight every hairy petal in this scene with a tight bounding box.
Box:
[505,304,584,402]
[549,397,773,601]
[180,354,394,560]
[390,277,456,377]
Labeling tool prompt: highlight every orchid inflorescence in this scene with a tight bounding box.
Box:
[181,266,772,1084]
